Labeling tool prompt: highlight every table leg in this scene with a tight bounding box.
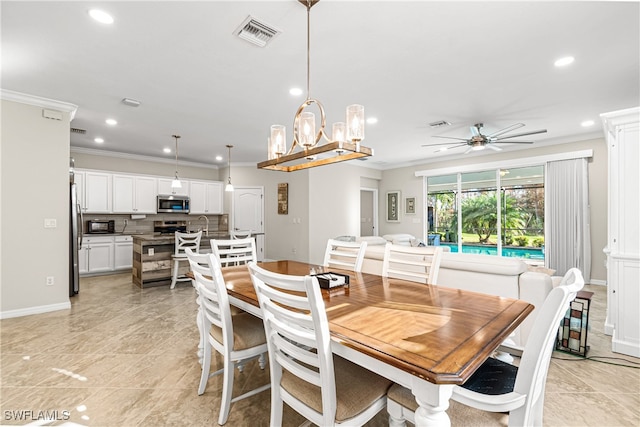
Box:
[412,380,454,427]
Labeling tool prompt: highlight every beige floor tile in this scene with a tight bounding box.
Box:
[1,276,638,426]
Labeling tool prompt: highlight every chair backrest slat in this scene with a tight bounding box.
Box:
[175,231,202,256]
[382,243,443,284]
[211,237,257,267]
[323,239,368,272]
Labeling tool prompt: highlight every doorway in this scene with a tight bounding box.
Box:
[360,188,378,236]
[232,186,265,261]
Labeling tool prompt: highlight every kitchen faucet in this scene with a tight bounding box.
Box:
[197,215,209,236]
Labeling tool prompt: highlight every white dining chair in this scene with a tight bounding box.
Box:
[248,261,392,426]
[211,237,257,267]
[170,231,202,289]
[381,243,444,284]
[386,267,585,427]
[230,229,252,239]
[323,238,368,272]
[189,253,269,426]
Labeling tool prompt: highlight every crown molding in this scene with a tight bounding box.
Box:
[1,89,78,121]
[71,146,220,170]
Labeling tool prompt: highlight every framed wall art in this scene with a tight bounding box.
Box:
[405,197,416,214]
[386,190,401,222]
[277,183,288,214]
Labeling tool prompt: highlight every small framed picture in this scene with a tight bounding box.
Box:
[277,183,288,215]
[405,197,416,214]
[386,191,401,222]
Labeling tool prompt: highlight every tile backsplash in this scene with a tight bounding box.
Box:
[83,213,228,234]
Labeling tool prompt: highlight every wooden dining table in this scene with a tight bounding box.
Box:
[221,260,534,426]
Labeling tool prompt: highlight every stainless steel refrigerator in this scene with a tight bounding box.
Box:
[69,158,83,296]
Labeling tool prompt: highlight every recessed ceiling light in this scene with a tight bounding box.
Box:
[554,56,575,67]
[94,137,104,143]
[289,87,303,96]
[215,155,223,161]
[581,120,595,127]
[105,118,117,126]
[366,117,378,124]
[163,148,171,154]
[89,9,114,25]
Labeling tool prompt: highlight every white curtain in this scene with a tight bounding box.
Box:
[546,158,591,281]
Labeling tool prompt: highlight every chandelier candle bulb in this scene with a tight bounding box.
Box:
[271,125,286,156]
[346,104,365,150]
[332,122,346,153]
[299,112,316,147]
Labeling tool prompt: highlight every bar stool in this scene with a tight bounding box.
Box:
[170,231,202,289]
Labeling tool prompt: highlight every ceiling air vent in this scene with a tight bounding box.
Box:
[70,127,86,134]
[233,15,282,47]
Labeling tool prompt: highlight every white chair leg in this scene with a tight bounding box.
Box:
[196,304,204,364]
[170,259,179,289]
[198,340,212,395]
[270,388,284,427]
[387,400,408,427]
[237,362,245,373]
[218,359,235,425]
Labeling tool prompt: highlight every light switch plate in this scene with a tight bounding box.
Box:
[44,218,57,228]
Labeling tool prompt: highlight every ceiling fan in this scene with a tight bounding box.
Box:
[423,122,547,154]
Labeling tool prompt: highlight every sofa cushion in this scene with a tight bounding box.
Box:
[356,236,388,246]
[440,252,528,276]
[382,234,415,246]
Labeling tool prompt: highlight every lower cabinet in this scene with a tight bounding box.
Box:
[80,235,132,275]
[114,235,134,269]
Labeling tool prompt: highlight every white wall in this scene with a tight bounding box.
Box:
[378,138,608,282]
[1,96,75,317]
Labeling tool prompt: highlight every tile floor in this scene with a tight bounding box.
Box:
[1,273,639,426]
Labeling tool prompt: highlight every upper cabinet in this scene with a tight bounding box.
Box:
[112,174,157,214]
[189,180,223,214]
[77,171,112,213]
[157,178,190,197]
[75,168,223,215]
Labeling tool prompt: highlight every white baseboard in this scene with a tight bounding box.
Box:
[588,279,607,286]
[0,301,71,319]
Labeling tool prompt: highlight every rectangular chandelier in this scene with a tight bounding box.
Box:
[257,141,373,172]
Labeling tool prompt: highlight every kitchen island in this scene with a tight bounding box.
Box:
[132,233,227,288]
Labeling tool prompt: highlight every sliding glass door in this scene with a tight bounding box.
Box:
[426,166,545,263]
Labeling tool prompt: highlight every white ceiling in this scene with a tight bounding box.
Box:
[2,1,638,169]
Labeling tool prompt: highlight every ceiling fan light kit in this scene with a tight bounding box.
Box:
[257,0,373,172]
[424,122,547,154]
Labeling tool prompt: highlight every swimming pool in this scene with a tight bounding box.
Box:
[441,243,544,260]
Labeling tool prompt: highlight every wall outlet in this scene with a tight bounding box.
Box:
[292,247,297,254]
[46,276,55,286]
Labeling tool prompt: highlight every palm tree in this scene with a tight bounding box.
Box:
[453,193,526,244]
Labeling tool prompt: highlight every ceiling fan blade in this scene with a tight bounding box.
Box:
[435,143,468,153]
[422,140,470,147]
[493,140,535,144]
[495,129,547,140]
[470,125,481,137]
[487,144,503,151]
[464,146,475,154]
[487,123,525,138]
[433,135,470,141]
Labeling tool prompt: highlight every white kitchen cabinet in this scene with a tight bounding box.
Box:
[112,174,157,214]
[83,171,112,213]
[601,106,640,358]
[189,180,223,214]
[114,235,133,270]
[81,236,115,274]
[157,178,189,197]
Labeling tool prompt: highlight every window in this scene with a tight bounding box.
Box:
[426,166,545,263]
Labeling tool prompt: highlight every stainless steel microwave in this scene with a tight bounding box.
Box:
[157,195,190,213]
